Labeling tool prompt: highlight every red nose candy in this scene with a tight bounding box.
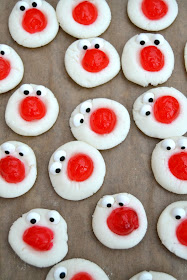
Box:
[140,46,164,72]
[22,8,47,34]
[142,0,168,20]
[71,272,93,280]
[20,96,46,122]
[73,1,98,25]
[176,219,187,246]
[153,96,180,124]
[90,108,117,135]
[0,156,25,183]
[23,225,54,251]
[107,207,139,236]
[168,152,187,181]
[67,154,94,182]
[0,57,11,80]
[82,49,109,73]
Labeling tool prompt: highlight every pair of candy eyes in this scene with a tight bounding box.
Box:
[27,210,61,225]
[136,34,164,46]
[171,208,187,220]
[78,39,104,51]
[73,101,92,127]
[1,143,29,157]
[20,84,46,97]
[161,139,187,151]
[50,150,67,175]
[100,195,130,208]
[16,0,42,11]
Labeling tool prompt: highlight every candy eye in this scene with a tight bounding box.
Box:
[115,194,130,207]
[100,196,115,208]
[20,84,33,96]
[78,39,91,51]
[172,208,186,220]
[80,101,92,114]
[16,1,29,11]
[1,143,15,155]
[54,267,67,280]
[140,105,152,116]
[136,34,149,46]
[35,85,46,96]
[177,138,187,150]
[32,0,42,8]
[54,150,66,162]
[0,44,10,56]
[162,139,176,151]
[17,145,30,157]
[48,210,61,224]
[50,162,62,175]
[153,34,164,46]
[92,38,104,49]
[143,92,154,103]
[27,212,40,224]
[139,272,153,280]
[73,113,84,127]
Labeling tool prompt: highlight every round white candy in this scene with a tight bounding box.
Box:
[65,38,120,88]
[133,87,187,138]
[122,33,174,87]
[157,201,187,260]
[56,0,111,39]
[5,84,59,136]
[9,0,59,48]
[8,208,68,267]
[129,271,177,280]
[49,141,106,201]
[92,193,147,249]
[46,258,109,280]
[127,0,178,31]
[0,141,37,198]
[70,98,130,150]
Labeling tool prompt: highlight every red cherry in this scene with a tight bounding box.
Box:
[0,57,11,80]
[20,96,46,122]
[82,49,109,73]
[176,219,187,246]
[142,0,168,20]
[0,156,25,183]
[71,272,93,280]
[22,8,47,34]
[140,46,164,72]
[168,152,187,181]
[73,1,98,25]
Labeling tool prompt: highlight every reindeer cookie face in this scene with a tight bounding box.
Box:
[5,84,59,136]
[65,38,120,88]
[8,208,68,267]
[133,87,187,139]
[152,137,187,194]
[92,193,147,249]
[0,141,37,198]
[129,271,177,280]
[56,0,111,39]
[122,33,174,87]
[157,201,187,260]
[9,0,59,48]
[46,258,109,280]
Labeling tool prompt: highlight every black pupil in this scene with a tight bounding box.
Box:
[24,90,29,95]
[146,111,150,116]
[5,151,10,154]
[83,45,88,50]
[60,156,65,161]
[19,152,24,156]
[154,40,160,45]
[119,203,123,206]
[140,41,145,45]
[56,168,61,173]
[30,219,36,224]
[60,272,66,279]
[32,2,37,7]
[167,147,171,150]
[37,90,41,96]
[95,44,100,49]
[1,51,5,55]
[86,108,90,113]
[149,98,153,102]
[80,119,84,123]
[107,203,111,208]
[181,146,185,150]
[20,6,25,11]
[50,217,54,222]
[176,215,181,220]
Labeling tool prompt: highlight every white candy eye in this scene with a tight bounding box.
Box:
[140,105,152,116]
[20,84,33,96]
[17,145,30,157]
[1,143,15,155]
[73,113,84,127]
[177,138,187,150]
[50,162,62,175]
[80,101,92,114]
[0,44,10,56]
[153,34,164,46]
[115,194,130,206]
[54,150,66,162]
[16,1,29,11]
[136,34,149,46]
[26,212,40,225]
[78,39,91,51]
[172,208,186,220]
[92,38,104,49]
[139,272,153,280]
[48,210,61,224]
[35,85,46,97]
[143,92,154,103]
[54,267,67,280]
[100,196,115,208]
[162,139,176,151]
[31,0,42,8]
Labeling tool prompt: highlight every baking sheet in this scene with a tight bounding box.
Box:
[0,0,187,279]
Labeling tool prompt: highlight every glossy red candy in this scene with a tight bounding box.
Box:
[140,46,164,72]
[0,156,25,183]
[73,1,98,25]
[82,49,109,73]
[90,108,116,135]
[22,8,47,34]
[0,57,11,80]
[176,219,187,246]
[142,0,168,20]
[20,96,46,122]
[71,272,93,280]
[168,152,187,180]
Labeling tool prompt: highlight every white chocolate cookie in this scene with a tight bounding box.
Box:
[157,201,187,260]
[70,98,130,150]
[133,87,187,139]
[151,137,187,194]
[127,0,178,31]
[129,271,177,280]
[65,38,120,88]
[0,141,37,198]
[5,84,59,136]
[56,0,111,39]
[49,141,106,201]
[185,42,187,72]
[92,193,147,249]
[9,0,59,48]
[122,33,174,87]
[0,44,24,94]
[9,208,68,267]
[46,258,109,280]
